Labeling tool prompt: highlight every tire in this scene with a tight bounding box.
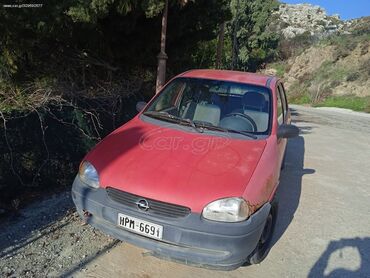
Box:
[246,200,278,265]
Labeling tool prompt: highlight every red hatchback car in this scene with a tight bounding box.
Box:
[72,70,299,270]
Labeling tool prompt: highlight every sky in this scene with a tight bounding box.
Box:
[282,0,370,20]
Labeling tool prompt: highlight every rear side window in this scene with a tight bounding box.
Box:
[279,84,288,114]
[277,87,284,125]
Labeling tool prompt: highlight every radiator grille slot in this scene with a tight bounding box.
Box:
[106,187,191,218]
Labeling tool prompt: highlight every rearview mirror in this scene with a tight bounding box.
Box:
[136,101,147,112]
[277,124,299,139]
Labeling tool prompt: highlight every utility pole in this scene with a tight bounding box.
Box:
[156,0,169,94]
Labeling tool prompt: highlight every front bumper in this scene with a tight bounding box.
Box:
[71,176,271,270]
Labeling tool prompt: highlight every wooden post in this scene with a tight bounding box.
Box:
[156,0,169,94]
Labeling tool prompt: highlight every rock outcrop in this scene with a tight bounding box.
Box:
[273,3,351,39]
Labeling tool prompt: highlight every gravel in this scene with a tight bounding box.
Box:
[0,191,118,277]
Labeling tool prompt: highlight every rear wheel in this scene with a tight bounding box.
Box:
[246,201,278,265]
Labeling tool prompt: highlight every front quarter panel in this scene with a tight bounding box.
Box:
[243,136,279,211]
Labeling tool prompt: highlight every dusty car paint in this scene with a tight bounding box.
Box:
[84,71,287,212]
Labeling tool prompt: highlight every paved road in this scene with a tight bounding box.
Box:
[72,105,370,278]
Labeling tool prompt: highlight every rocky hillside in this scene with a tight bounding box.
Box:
[273,3,351,39]
[265,4,370,112]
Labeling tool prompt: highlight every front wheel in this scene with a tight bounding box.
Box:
[246,201,278,265]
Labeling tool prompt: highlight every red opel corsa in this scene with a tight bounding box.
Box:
[72,70,299,270]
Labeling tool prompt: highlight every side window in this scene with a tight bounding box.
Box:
[277,86,284,125]
[279,84,288,114]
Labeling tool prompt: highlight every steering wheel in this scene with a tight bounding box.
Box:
[223,112,258,132]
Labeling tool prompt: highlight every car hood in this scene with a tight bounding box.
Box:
[85,117,267,213]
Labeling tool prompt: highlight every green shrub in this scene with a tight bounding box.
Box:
[314,95,370,112]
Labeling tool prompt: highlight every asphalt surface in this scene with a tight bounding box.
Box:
[72,105,370,277]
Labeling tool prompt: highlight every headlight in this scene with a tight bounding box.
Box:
[202,197,251,222]
[79,161,100,189]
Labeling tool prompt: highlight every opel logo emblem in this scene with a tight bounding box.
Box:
[136,199,150,211]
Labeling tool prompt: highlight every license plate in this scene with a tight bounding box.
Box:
[117,213,163,240]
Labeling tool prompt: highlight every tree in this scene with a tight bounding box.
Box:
[0,0,233,207]
[229,0,280,72]
[0,0,231,85]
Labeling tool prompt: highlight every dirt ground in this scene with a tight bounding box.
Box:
[1,105,370,277]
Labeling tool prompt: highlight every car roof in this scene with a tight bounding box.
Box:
[179,69,277,88]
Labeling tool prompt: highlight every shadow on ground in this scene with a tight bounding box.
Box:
[60,240,120,278]
[271,134,315,247]
[309,237,370,277]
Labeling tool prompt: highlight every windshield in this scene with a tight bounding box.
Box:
[144,77,271,135]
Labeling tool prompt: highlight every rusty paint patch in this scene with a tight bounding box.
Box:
[246,200,260,215]
[247,175,276,214]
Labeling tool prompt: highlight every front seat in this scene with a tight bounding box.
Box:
[193,102,221,126]
[242,93,269,132]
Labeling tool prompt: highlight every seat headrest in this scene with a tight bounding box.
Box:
[243,92,266,111]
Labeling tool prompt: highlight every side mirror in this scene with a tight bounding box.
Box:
[136,101,147,112]
[277,124,299,139]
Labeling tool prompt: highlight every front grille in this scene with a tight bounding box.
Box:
[106,187,191,218]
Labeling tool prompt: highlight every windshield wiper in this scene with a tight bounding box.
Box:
[143,111,203,133]
[144,111,176,120]
[179,118,204,133]
[143,111,257,138]
[195,122,258,139]
[143,111,179,123]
